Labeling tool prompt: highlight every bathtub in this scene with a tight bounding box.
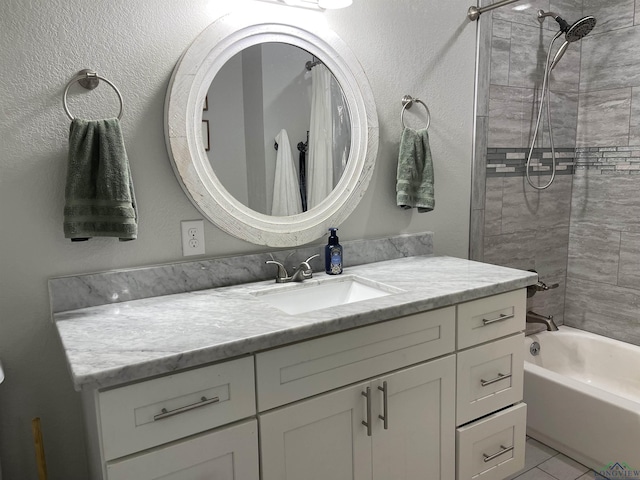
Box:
[524,326,640,470]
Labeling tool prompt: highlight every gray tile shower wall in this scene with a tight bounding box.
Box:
[474,1,640,344]
[483,175,572,324]
[484,151,640,342]
[565,171,640,346]
[576,88,632,147]
[472,3,583,318]
[580,25,640,92]
[562,1,640,344]
[583,0,634,33]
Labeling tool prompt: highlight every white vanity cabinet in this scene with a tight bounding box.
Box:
[106,420,259,480]
[82,356,259,480]
[260,356,456,480]
[80,289,528,480]
[256,306,457,480]
[454,290,527,480]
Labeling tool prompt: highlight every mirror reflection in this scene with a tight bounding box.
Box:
[202,42,351,216]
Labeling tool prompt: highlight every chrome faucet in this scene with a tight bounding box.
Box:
[291,254,320,282]
[526,311,559,331]
[265,259,289,283]
[266,254,320,283]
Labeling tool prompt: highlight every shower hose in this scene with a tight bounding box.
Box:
[525,30,563,190]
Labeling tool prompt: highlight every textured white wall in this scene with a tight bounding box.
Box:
[0,1,475,478]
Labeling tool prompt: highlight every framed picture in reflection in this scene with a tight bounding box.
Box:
[202,120,210,152]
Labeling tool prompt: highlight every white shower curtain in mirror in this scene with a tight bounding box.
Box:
[330,74,351,187]
[308,64,351,209]
[272,129,302,216]
[308,64,335,209]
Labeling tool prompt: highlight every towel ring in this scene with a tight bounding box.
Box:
[400,94,431,130]
[62,70,124,121]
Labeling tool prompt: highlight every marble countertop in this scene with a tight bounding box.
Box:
[54,255,538,391]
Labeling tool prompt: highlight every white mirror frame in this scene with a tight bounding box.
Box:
[165,11,378,247]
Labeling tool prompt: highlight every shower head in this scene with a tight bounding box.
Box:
[538,10,597,42]
[565,16,597,42]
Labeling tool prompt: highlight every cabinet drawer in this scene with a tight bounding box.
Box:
[456,334,524,426]
[98,356,255,461]
[456,403,526,480]
[106,419,259,480]
[457,290,525,349]
[256,307,455,411]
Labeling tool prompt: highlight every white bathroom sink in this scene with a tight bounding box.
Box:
[252,275,403,315]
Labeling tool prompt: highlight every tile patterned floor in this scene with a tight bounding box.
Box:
[507,437,609,480]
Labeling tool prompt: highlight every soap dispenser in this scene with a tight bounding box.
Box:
[325,228,343,275]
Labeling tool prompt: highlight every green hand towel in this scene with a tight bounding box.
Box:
[396,127,434,212]
[64,118,138,241]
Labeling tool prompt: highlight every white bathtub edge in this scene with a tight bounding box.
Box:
[524,348,640,470]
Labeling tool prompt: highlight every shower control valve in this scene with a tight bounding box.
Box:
[535,280,559,291]
[527,270,559,297]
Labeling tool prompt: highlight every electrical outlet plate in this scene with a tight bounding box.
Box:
[181,220,205,256]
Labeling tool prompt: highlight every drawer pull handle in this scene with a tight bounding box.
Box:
[483,444,514,462]
[482,313,514,326]
[153,396,220,421]
[378,381,388,430]
[362,387,372,437]
[480,372,511,387]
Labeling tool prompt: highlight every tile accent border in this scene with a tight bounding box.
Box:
[486,148,576,177]
[575,146,640,174]
[485,146,640,177]
[49,232,434,313]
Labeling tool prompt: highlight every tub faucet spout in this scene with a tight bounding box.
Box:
[527,311,559,331]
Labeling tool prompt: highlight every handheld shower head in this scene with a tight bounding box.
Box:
[549,41,570,70]
[566,16,597,42]
[528,10,597,191]
[538,10,597,42]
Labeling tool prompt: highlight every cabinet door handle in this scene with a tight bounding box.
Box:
[480,372,511,387]
[377,381,388,430]
[153,396,219,421]
[361,387,372,437]
[483,444,514,462]
[482,313,514,326]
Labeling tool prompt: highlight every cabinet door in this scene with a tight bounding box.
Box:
[106,420,258,480]
[260,381,373,480]
[372,355,456,480]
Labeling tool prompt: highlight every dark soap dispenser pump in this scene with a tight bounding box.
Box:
[325,228,343,275]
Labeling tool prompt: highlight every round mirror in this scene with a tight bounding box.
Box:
[204,42,351,216]
[165,12,378,247]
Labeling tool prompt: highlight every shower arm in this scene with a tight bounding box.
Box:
[537,10,571,31]
[467,0,520,21]
[538,10,560,20]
